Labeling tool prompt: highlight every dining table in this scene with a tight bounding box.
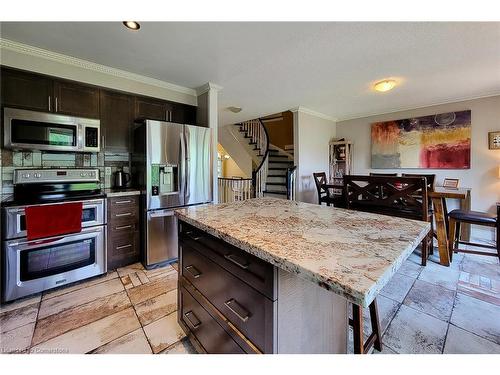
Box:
[428,186,471,266]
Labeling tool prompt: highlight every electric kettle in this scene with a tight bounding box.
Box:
[114,170,131,188]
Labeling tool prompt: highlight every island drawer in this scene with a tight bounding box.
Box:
[179,222,276,300]
[182,242,274,353]
[180,286,245,354]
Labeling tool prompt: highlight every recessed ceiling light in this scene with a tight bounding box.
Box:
[228,106,242,113]
[373,79,397,92]
[123,21,140,31]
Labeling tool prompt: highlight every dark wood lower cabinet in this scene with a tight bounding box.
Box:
[178,221,276,354]
[107,195,141,270]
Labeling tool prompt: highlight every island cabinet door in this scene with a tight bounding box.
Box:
[181,243,275,353]
[179,286,245,354]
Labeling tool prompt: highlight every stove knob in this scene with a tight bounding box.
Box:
[35,173,42,178]
[23,173,30,178]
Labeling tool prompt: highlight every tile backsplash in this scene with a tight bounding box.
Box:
[0,149,130,195]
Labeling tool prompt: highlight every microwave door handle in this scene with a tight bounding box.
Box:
[77,124,83,149]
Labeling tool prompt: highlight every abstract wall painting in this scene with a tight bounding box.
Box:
[371,110,471,169]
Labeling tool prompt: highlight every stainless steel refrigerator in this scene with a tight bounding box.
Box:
[132,120,212,268]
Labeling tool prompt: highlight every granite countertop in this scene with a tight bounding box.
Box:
[104,188,142,197]
[175,198,430,307]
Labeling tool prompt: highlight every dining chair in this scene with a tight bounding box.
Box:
[313,172,336,206]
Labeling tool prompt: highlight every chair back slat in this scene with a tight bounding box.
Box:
[344,175,429,221]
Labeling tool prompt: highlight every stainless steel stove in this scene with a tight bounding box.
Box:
[1,168,107,302]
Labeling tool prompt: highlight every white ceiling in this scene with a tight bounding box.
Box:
[1,22,500,124]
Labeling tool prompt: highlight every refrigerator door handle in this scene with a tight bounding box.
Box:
[148,209,175,218]
[180,127,187,204]
[183,127,191,204]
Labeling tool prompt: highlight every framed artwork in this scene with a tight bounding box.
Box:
[443,178,460,189]
[489,131,500,150]
[371,110,471,169]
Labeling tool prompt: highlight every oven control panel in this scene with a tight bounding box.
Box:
[14,169,100,184]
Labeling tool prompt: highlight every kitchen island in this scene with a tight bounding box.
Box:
[175,198,430,354]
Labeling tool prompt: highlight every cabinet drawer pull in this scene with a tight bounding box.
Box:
[224,299,250,323]
[48,96,51,111]
[115,212,132,217]
[116,244,132,250]
[224,253,249,270]
[55,97,58,112]
[185,231,202,241]
[114,200,132,205]
[184,311,201,329]
[115,225,133,230]
[184,265,202,279]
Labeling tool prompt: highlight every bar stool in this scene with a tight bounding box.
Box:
[349,300,382,354]
[448,203,500,261]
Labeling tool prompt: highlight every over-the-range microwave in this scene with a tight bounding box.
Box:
[3,107,100,152]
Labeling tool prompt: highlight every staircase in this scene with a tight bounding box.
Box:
[264,147,294,198]
[230,120,295,199]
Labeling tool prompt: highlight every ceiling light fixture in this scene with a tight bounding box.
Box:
[373,79,396,92]
[228,106,242,113]
[123,21,141,31]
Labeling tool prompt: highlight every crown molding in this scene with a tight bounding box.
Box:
[196,82,223,96]
[289,106,337,122]
[0,38,197,97]
[336,91,500,122]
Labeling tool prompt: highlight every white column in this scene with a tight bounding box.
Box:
[196,82,223,203]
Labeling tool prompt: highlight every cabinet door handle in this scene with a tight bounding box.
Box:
[224,253,249,270]
[184,265,202,279]
[115,225,132,230]
[184,311,201,329]
[224,299,250,323]
[114,200,132,205]
[115,212,132,217]
[55,97,58,112]
[48,96,51,112]
[116,244,132,250]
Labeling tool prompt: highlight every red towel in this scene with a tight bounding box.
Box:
[25,202,83,240]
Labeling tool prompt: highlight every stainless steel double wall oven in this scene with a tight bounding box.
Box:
[1,169,106,302]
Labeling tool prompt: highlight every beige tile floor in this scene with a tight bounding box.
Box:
[360,247,500,354]
[1,247,499,354]
[1,261,195,354]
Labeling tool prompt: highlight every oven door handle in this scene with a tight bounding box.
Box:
[6,227,102,250]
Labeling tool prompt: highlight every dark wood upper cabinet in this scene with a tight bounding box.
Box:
[135,96,196,124]
[1,68,53,112]
[53,80,100,118]
[135,96,167,121]
[172,103,197,124]
[100,90,134,152]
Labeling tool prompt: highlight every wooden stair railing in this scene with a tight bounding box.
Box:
[236,119,269,198]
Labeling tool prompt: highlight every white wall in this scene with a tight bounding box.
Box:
[218,125,253,178]
[336,95,500,241]
[294,110,337,203]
